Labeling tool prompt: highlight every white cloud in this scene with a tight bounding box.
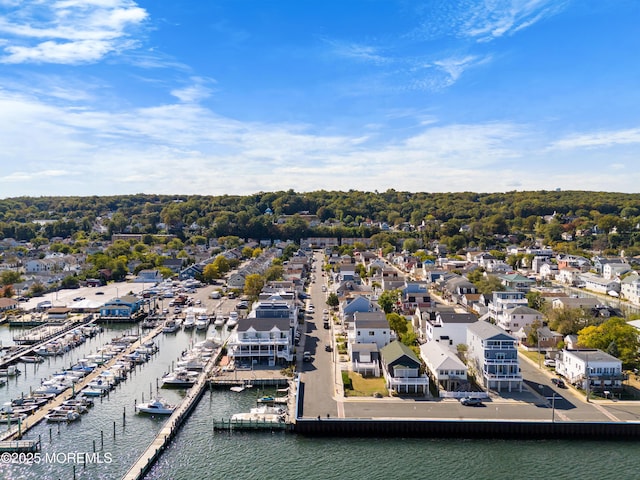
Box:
[460,0,568,42]
[327,40,391,66]
[170,77,215,103]
[550,127,640,149]
[0,0,147,64]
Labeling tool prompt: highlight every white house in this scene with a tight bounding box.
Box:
[496,305,542,334]
[467,321,522,392]
[423,311,477,348]
[620,272,640,306]
[420,341,468,393]
[578,273,620,295]
[227,317,294,366]
[555,349,625,393]
[348,311,391,349]
[487,291,528,322]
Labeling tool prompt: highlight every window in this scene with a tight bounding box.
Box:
[369,331,375,336]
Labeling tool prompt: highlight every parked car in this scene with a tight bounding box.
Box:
[303,351,312,362]
[551,378,566,388]
[324,344,332,352]
[460,397,483,407]
[544,358,556,367]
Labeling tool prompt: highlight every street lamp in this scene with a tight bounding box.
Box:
[551,392,556,423]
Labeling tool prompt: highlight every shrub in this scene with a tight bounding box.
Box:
[342,371,352,390]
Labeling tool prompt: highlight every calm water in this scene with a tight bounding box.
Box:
[149,390,640,480]
[2,323,639,480]
[0,323,222,480]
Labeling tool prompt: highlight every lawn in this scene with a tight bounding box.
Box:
[344,372,388,397]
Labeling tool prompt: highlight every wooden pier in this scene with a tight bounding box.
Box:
[121,348,223,480]
[0,324,164,442]
[0,315,96,368]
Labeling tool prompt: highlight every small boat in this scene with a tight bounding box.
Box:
[136,397,176,415]
[162,318,180,333]
[20,355,45,364]
[0,412,27,424]
[161,369,199,388]
[45,410,81,422]
[195,315,209,330]
[226,312,238,328]
[79,387,107,397]
[183,314,195,329]
[213,315,225,328]
[230,385,245,393]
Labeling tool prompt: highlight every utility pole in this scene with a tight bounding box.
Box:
[585,352,590,403]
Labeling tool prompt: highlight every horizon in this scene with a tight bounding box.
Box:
[1,1,640,197]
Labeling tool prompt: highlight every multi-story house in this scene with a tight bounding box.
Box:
[486,291,528,322]
[421,310,477,348]
[496,305,542,334]
[467,321,522,392]
[348,311,391,349]
[555,349,625,393]
[620,272,640,306]
[420,340,468,393]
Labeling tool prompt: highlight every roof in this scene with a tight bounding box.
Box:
[420,341,467,371]
[380,340,421,366]
[353,312,389,329]
[237,317,290,333]
[350,343,378,354]
[435,312,478,324]
[563,349,621,364]
[467,321,516,341]
[507,306,542,315]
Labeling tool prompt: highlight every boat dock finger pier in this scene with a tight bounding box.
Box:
[121,350,223,480]
[0,324,164,443]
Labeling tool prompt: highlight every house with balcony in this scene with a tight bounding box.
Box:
[499,273,536,293]
[227,316,294,367]
[467,321,522,392]
[555,349,625,393]
[420,341,468,393]
[496,305,542,334]
[380,340,429,395]
[400,281,431,314]
[485,291,528,323]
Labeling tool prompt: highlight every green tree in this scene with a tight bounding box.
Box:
[387,313,408,337]
[244,273,265,299]
[578,317,640,367]
[0,270,21,286]
[202,263,220,283]
[326,293,339,309]
[378,290,399,314]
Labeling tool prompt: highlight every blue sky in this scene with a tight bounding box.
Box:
[1,0,639,198]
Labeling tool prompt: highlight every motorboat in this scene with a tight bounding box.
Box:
[176,355,206,371]
[0,412,27,424]
[51,403,88,415]
[195,314,210,330]
[226,312,238,328]
[79,387,107,398]
[45,410,81,422]
[136,397,176,415]
[162,318,180,333]
[161,369,199,388]
[230,405,286,423]
[71,359,98,373]
[20,355,44,364]
[183,313,196,329]
[86,378,113,391]
[213,315,225,328]
[62,398,94,410]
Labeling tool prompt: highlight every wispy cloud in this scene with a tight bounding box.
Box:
[0,0,148,64]
[550,127,640,149]
[327,39,392,66]
[460,0,568,42]
[170,77,215,103]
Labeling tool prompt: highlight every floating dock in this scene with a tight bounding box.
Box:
[0,439,40,453]
[212,418,289,431]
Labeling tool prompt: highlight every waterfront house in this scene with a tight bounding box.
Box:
[486,291,528,323]
[380,340,429,395]
[555,349,625,393]
[420,341,468,393]
[467,321,522,392]
[0,298,18,313]
[99,295,143,321]
[228,317,294,367]
[349,343,381,376]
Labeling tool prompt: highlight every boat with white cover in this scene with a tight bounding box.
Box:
[136,397,176,415]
